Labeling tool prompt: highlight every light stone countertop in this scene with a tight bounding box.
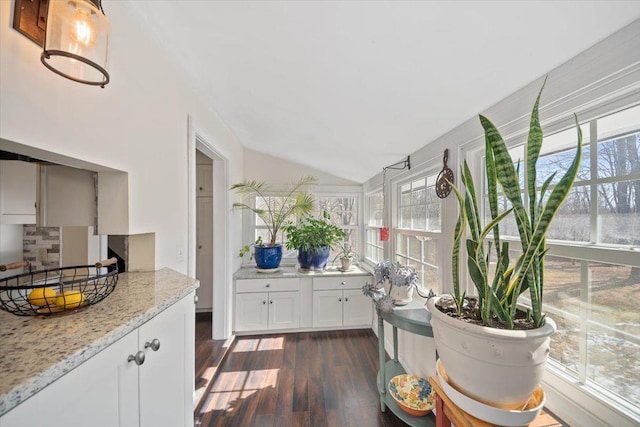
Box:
[234,264,373,280]
[0,268,199,416]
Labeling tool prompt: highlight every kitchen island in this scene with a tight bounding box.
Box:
[0,268,198,424]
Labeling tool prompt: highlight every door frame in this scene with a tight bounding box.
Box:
[187,116,231,339]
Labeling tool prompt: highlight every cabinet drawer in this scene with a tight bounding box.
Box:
[312,275,372,291]
[236,278,300,293]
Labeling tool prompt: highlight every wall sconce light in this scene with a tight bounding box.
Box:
[13,0,111,88]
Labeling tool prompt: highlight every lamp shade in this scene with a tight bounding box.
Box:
[41,0,110,87]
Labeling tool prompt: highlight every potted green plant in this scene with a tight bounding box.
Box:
[332,242,357,271]
[282,211,345,270]
[231,175,316,270]
[426,81,582,411]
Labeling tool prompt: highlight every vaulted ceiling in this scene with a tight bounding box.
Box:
[130,1,640,183]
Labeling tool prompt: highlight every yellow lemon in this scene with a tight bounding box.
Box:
[54,290,85,309]
[28,287,57,306]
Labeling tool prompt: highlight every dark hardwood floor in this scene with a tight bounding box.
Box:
[195,329,408,427]
[193,324,567,427]
[195,313,234,414]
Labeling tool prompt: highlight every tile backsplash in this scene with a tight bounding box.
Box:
[23,226,61,270]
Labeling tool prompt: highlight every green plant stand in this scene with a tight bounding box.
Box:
[377,300,435,426]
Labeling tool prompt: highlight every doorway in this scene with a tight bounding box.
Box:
[195,150,213,313]
[187,116,231,340]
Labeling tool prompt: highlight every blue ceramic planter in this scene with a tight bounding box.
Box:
[297,246,330,270]
[254,245,283,270]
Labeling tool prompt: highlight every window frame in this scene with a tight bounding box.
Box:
[364,189,384,265]
[390,163,445,292]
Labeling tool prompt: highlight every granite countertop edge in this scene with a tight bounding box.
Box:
[0,269,199,416]
[234,264,374,280]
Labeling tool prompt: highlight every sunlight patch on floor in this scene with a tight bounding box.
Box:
[232,336,285,352]
[205,369,280,414]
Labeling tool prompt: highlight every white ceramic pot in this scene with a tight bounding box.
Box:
[340,257,352,270]
[427,296,556,410]
[384,282,414,305]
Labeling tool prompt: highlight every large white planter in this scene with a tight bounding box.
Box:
[427,296,556,409]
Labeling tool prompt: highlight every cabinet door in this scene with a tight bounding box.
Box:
[343,289,373,327]
[235,292,269,332]
[138,294,195,427]
[0,160,36,224]
[196,164,213,197]
[268,291,300,330]
[1,331,139,427]
[312,290,343,328]
[196,197,214,311]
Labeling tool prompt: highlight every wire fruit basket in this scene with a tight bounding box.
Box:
[0,258,118,317]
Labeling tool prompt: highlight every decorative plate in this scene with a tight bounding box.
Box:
[388,374,434,417]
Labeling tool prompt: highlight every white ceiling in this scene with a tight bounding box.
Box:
[129,1,640,183]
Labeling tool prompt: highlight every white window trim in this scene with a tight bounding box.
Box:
[364,188,384,266]
[240,185,363,267]
[389,159,448,292]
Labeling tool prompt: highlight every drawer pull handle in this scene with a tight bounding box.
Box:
[341,281,346,285]
[263,300,266,304]
[128,351,145,366]
[266,284,270,288]
[338,297,342,302]
[270,300,273,304]
[345,297,349,302]
[145,338,161,352]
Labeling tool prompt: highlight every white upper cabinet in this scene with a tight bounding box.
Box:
[0,160,37,224]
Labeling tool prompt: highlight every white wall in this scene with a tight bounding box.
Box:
[244,148,359,185]
[0,0,244,273]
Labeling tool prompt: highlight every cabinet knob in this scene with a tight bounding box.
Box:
[338,297,342,302]
[266,283,270,288]
[199,186,203,191]
[341,281,346,285]
[270,300,273,304]
[145,338,161,352]
[345,297,349,302]
[128,351,145,366]
[263,300,266,304]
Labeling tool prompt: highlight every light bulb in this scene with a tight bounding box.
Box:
[71,5,95,47]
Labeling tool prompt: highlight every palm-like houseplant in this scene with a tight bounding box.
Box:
[427,81,583,411]
[231,175,316,269]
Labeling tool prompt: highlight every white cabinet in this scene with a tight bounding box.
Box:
[235,278,300,332]
[0,160,36,224]
[312,276,372,328]
[138,293,195,427]
[0,330,139,427]
[0,293,195,427]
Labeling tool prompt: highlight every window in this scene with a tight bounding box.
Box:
[247,192,360,263]
[253,196,288,245]
[395,174,441,290]
[365,191,384,263]
[315,194,359,258]
[480,104,640,417]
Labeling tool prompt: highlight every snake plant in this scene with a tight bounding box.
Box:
[450,80,582,329]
